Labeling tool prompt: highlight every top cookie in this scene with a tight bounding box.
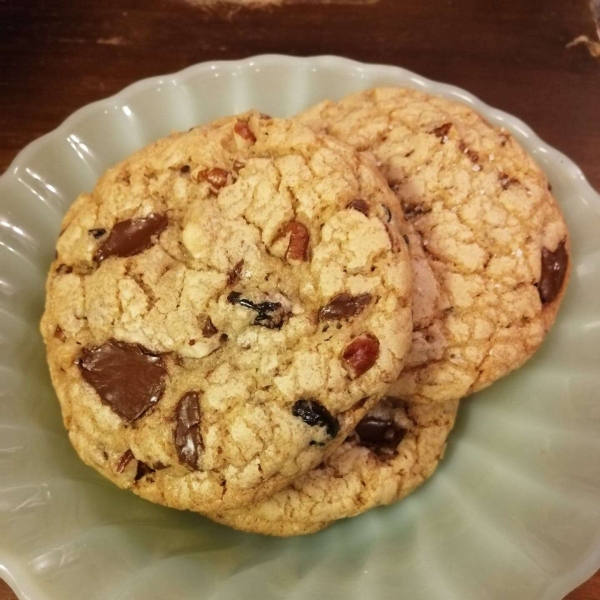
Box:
[299,88,570,403]
[40,112,413,512]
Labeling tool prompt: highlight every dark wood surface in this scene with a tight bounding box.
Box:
[0,0,599,598]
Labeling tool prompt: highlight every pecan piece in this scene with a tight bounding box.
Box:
[116,449,134,473]
[227,260,244,285]
[283,221,309,263]
[199,167,229,193]
[342,335,380,378]
[234,121,256,143]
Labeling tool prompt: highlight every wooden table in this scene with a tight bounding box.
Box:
[0,0,598,598]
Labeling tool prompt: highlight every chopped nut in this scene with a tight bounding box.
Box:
[233,121,256,143]
[347,199,370,216]
[199,168,229,192]
[283,221,309,263]
[342,335,380,378]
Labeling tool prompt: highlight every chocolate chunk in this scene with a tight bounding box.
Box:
[538,240,568,304]
[200,167,229,192]
[135,461,155,481]
[227,291,287,329]
[55,264,73,274]
[432,123,452,140]
[116,449,134,473]
[233,120,256,143]
[355,416,406,453]
[228,260,244,285]
[232,159,246,174]
[89,228,107,239]
[401,202,428,219]
[342,335,380,378]
[318,293,372,321]
[283,221,309,263]
[499,173,519,190]
[78,340,167,422]
[292,399,339,439]
[459,142,479,163]
[174,392,202,469]
[347,199,370,216]
[54,325,66,342]
[95,214,168,263]
[180,165,191,174]
[202,317,218,338]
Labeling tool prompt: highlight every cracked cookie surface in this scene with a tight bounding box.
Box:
[41,112,413,512]
[209,398,459,536]
[299,88,570,403]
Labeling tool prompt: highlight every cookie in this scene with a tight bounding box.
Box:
[209,398,459,536]
[40,111,413,513]
[299,88,570,403]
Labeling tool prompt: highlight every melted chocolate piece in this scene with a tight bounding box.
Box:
[458,142,479,164]
[432,123,452,139]
[55,264,73,274]
[227,291,287,329]
[538,240,568,304]
[498,173,519,190]
[318,293,372,321]
[284,221,310,262]
[135,461,155,481]
[292,399,339,439]
[355,416,406,453]
[95,214,168,263]
[174,392,202,469]
[202,317,218,338]
[78,339,167,422]
[347,199,370,216]
[89,228,107,239]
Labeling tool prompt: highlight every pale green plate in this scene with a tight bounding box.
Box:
[1,56,599,600]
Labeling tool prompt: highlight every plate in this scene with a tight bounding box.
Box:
[1,55,599,600]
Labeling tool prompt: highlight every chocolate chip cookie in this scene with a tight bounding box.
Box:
[40,111,413,512]
[209,398,459,536]
[299,88,570,403]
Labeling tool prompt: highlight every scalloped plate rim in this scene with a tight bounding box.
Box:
[1,54,599,600]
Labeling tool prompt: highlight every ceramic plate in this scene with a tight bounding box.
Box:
[1,55,599,600]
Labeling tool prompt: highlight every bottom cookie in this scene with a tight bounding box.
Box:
[209,398,459,536]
